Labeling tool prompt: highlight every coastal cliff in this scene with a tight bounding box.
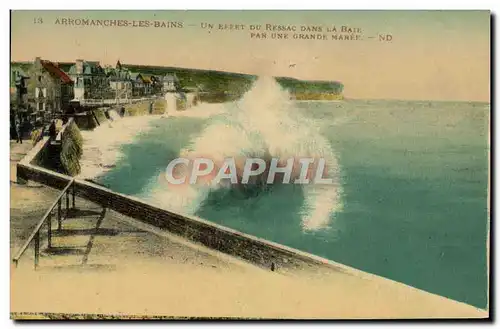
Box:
[293,93,344,101]
[276,77,344,100]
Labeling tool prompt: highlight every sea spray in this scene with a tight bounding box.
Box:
[78,110,161,179]
[153,76,343,231]
[164,93,177,114]
[236,77,343,230]
[108,109,122,122]
[166,103,225,119]
[79,104,227,181]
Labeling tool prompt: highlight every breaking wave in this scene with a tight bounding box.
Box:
[149,76,343,231]
[79,102,226,180]
[79,112,160,179]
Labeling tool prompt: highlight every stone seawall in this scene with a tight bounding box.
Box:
[21,118,77,175]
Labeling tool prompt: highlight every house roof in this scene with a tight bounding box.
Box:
[84,63,102,75]
[56,62,74,72]
[41,60,73,84]
[11,67,28,78]
[162,74,179,83]
[68,61,104,75]
[106,66,133,81]
[11,68,29,85]
[112,73,131,81]
[130,73,142,80]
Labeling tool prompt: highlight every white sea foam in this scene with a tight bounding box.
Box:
[80,80,343,231]
[167,103,226,119]
[78,110,161,179]
[153,76,343,231]
[79,102,226,179]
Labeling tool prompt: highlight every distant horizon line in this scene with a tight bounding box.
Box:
[341,97,490,104]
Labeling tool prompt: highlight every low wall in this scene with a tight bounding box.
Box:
[29,136,52,168]
[73,111,101,130]
[122,99,167,116]
[19,118,77,176]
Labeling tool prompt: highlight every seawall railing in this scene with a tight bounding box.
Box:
[80,96,159,106]
[12,179,75,268]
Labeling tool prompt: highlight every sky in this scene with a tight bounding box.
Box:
[10,10,490,102]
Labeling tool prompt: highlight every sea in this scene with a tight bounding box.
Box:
[79,77,489,309]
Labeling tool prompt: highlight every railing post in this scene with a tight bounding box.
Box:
[34,232,40,270]
[13,179,75,269]
[66,190,69,215]
[57,199,62,231]
[47,213,52,249]
[72,183,76,209]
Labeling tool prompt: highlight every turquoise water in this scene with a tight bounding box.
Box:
[97,99,489,309]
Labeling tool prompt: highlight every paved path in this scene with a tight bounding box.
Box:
[10,140,32,183]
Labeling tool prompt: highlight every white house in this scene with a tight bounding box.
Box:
[162,74,180,92]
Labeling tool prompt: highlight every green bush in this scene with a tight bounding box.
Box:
[30,129,43,146]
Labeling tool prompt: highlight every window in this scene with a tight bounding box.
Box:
[42,88,47,97]
[38,76,42,82]
[35,87,40,98]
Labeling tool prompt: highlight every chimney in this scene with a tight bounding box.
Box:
[34,57,42,68]
[75,59,84,74]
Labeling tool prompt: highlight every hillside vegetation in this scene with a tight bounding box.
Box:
[11,62,344,98]
[122,64,344,96]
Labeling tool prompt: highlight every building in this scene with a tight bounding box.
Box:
[25,57,74,123]
[161,74,180,93]
[141,74,154,96]
[68,59,110,100]
[11,67,28,89]
[107,60,133,100]
[130,73,145,97]
[150,76,163,95]
[10,67,29,108]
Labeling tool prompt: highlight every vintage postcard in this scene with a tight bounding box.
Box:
[9,10,490,320]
